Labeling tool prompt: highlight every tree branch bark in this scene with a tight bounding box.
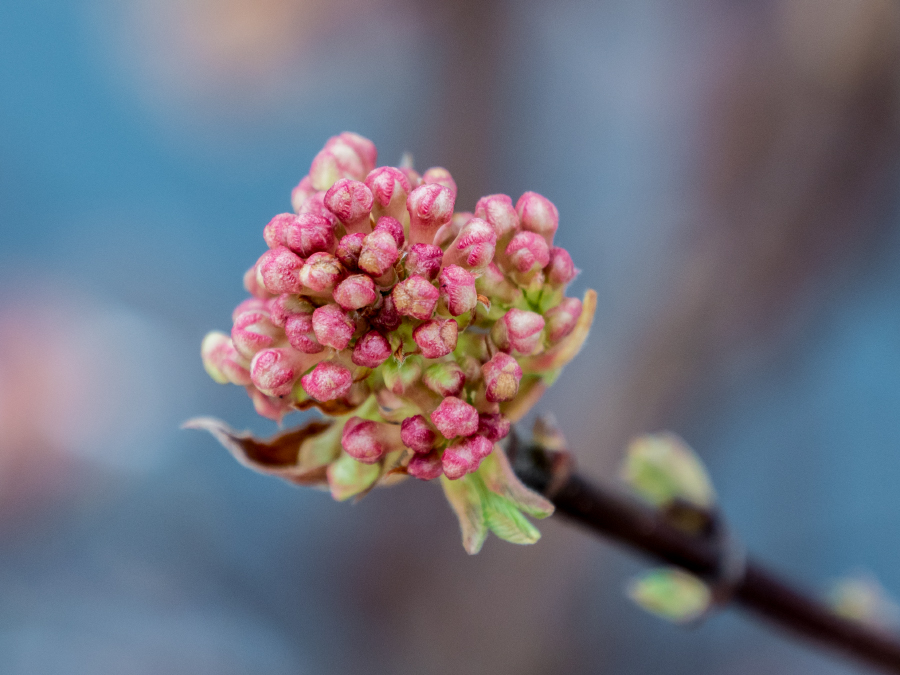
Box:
[512,444,900,674]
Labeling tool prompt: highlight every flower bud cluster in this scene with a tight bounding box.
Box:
[202,132,592,493]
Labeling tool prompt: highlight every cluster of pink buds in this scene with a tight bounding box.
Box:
[199,133,595,548]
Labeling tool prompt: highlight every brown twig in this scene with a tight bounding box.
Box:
[512,442,900,674]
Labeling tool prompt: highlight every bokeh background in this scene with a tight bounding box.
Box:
[3,0,900,672]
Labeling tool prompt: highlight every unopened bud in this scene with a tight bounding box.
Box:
[335,233,366,271]
[516,191,559,246]
[374,216,405,248]
[382,355,422,395]
[422,167,457,200]
[438,265,477,316]
[477,413,510,442]
[407,452,443,480]
[404,244,443,281]
[365,167,411,222]
[267,294,314,328]
[442,217,497,275]
[392,275,439,321]
[333,274,378,311]
[505,231,550,280]
[264,213,335,257]
[310,133,377,190]
[232,310,280,358]
[545,297,583,342]
[256,247,304,295]
[297,254,341,296]
[400,415,437,453]
[247,386,293,421]
[476,263,522,306]
[232,297,268,321]
[284,311,324,354]
[481,352,523,402]
[352,330,392,368]
[296,191,339,228]
[324,179,374,235]
[251,347,304,397]
[243,263,273,299]
[372,293,402,331]
[312,304,355,350]
[359,229,400,277]
[430,396,479,439]
[423,361,466,397]
[492,308,545,355]
[300,361,353,401]
[546,246,577,287]
[202,332,251,385]
[413,319,458,359]
[290,176,316,213]
[475,194,520,243]
[407,183,454,246]
[442,435,492,480]
[341,417,389,464]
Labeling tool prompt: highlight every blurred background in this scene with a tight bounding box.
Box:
[2,0,900,672]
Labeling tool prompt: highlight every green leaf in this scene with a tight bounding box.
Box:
[440,474,488,555]
[478,448,554,519]
[481,488,542,545]
[327,453,382,502]
[627,568,712,623]
[621,433,715,509]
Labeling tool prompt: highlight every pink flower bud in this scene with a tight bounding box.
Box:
[352,330,392,368]
[312,304,355,350]
[475,194,520,242]
[301,361,353,401]
[341,417,388,464]
[371,293,401,331]
[374,216,405,248]
[243,263,273,299]
[481,352,523,402]
[264,213,335,257]
[250,347,303,397]
[256,247,304,295]
[442,217,497,275]
[477,413,510,442]
[246,386,292,421]
[400,415,437,453]
[438,265,477,316]
[202,332,251,385]
[392,275,439,321]
[298,252,344,295]
[324,179,374,235]
[232,297,268,321]
[309,133,377,190]
[442,435,492,479]
[475,263,521,306]
[284,312,324,354]
[505,231,551,280]
[430,396,479,439]
[407,183,454,246]
[399,166,422,188]
[267,294,314,327]
[296,191,339,228]
[492,308,545,355]
[423,361,466,397]
[516,191,559,245]
[404,244,443,281]
[333,274,378,311]
[335,232,366,271]
[231,310,279,358]
[422,166,457,200]
[359,229,400,277]
[546,246,577,287]
[407,452,443,480]
[545,297,583,342]
[291,176,316,213]
[413,319,458,359]
[365,167,411,221]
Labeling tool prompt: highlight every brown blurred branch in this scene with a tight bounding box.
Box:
[513,442,900,675]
